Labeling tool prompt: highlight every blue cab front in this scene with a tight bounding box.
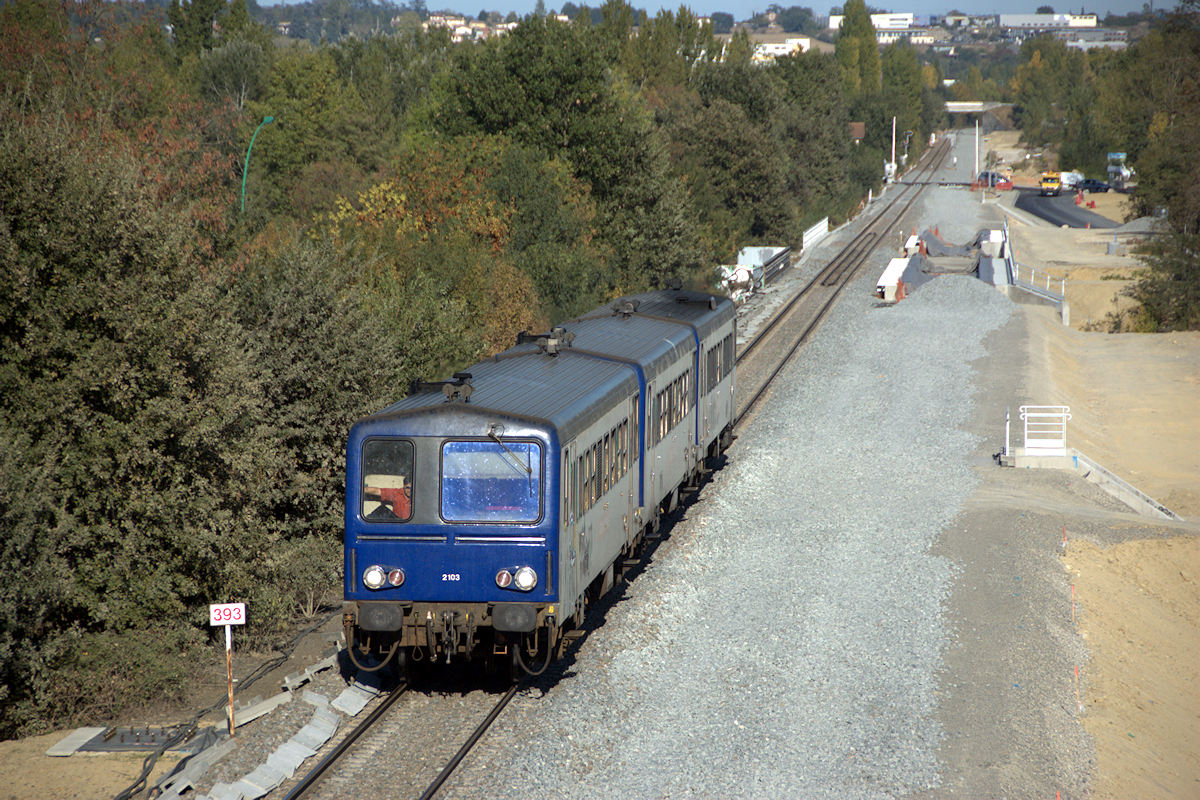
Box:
[342,407,561,668]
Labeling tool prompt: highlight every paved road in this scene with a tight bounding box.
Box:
[1014,188,1118,229]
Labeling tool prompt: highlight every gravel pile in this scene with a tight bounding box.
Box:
[446,175,1016,798]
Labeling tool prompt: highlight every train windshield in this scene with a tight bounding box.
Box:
[361,439,413,522]
[441,439,542,523]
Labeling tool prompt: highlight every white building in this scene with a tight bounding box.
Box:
[878,28,935,45]
[751,36,811,63]
[829,12,915,31]
[999,13,1098,29]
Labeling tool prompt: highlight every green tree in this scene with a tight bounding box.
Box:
[666,96,794,257]
[836,0,880,94]
[195,38,269,116]
[777,5,816,33]
[880,41,924,159]
[621,7,716,92]
[0,103,259,734]
[168,0,225,58]
[244,47,378,220]
[772,50,856,218]
[425,17,703,291]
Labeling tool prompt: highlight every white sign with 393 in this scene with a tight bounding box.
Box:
[208,602,246,627]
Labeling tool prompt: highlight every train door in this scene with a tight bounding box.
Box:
[563,442,580,620]
[625,395,637,542]
[645,380,657,500]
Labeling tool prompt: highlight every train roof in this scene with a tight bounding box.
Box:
[361,349,637,442]
[557,313,692,377]
[562,290,734,376]
[352,290,734,442]
[578,290,735,340]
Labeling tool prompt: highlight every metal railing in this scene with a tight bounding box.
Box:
[1001,219,1065,300]
[1020,405,1071,455]
[1011,262,1065,300]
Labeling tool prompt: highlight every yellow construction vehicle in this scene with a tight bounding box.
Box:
[1039,171,1062,197]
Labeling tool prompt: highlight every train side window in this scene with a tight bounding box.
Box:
[581,451,591,512]
[592,442,601,503]
[631,401,639,462]
[601,433,610,494]
[570,454,578,521]
[362,439,414,522]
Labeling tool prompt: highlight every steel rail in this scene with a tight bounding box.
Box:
[417,683,522,800]
[733,137,953,426]
[281,682,408,800]
[736,137,950,366]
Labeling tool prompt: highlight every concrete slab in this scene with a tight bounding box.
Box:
[241,762,286,796]
[45,727,106,756]
[234,691,291,727]
[330,684,373,716]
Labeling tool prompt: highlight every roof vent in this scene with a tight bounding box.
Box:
[408,372,473,403]
[613,299,640,317]
[673,294,719,310]
[516,327,575,356]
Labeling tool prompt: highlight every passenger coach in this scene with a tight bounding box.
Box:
[343,289,736,677]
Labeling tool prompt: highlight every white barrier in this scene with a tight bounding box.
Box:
[802,217,830,252]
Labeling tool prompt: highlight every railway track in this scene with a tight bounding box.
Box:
[276,680,519,800]
[734,136,953,425]
[268,136,953,800]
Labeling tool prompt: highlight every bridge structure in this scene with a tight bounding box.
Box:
[945,101,1012,114]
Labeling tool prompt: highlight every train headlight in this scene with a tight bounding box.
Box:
[387,568,405,587]
[362,565,387,590]
[513,566,538,592]
[495,569,513,589]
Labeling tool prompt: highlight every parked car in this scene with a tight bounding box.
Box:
[975,171,1013,190]
[1077,178,1111,193]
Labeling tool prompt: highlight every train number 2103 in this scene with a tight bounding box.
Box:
[442,573,461,581]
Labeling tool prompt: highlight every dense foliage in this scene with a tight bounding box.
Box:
[0,0,946,736]
[1007,6,1200,331]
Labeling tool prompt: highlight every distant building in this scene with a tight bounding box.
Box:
[751,35,811,63]
[829,12,915,31]
[1057,27,1128,50]
[877,28,935,45]
[828,11,938,46]
[934,13,996,28]
[999,13,1098,30]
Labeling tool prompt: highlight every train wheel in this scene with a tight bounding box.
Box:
[393,647,411,685]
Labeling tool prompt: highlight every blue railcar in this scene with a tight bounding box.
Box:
[342,289,736,677]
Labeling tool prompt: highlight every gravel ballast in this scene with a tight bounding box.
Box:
[445,153,1019,797]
